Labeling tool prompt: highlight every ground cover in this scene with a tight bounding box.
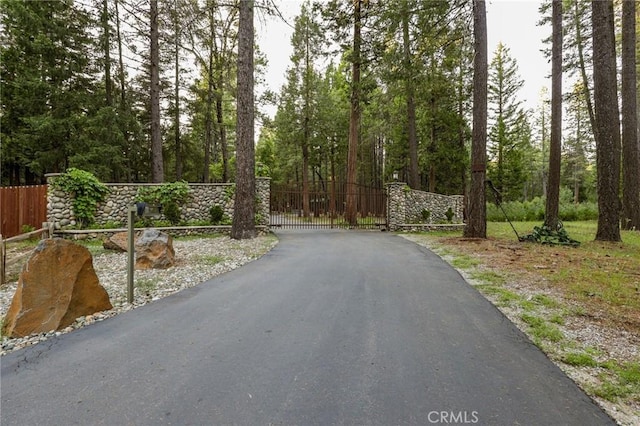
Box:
[403,221,639,425]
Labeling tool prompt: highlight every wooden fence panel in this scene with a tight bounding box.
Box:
[0,185,48,238]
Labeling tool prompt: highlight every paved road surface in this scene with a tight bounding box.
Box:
[1,230,614,425]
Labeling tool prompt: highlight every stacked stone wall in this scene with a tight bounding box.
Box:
[386,183,464,231]
[46,174,463,233]
[46,174,270,230]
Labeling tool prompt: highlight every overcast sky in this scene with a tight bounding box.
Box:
[256,0,551,117]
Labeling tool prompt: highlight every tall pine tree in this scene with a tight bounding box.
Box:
[487,43,530,202]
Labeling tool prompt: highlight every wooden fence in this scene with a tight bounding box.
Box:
[0,185,48,238]
[1,226,53,285]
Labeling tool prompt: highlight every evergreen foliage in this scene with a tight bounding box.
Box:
[0,0,632,243]
[487,43,532,202]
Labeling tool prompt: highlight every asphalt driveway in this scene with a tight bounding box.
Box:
[1,230,614,425]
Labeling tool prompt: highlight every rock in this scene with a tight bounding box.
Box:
[135,229,175,270]
[2,239,113,338]
[103,231,134,252]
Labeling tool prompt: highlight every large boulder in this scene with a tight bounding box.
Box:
[135,229,175,270]
[2,239,113,338]
[103,231,130,252]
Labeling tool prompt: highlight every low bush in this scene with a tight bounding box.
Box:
[209,205,225,224]
[487,198,597,222]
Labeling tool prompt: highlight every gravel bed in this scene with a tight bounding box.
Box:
[1,234,278,355]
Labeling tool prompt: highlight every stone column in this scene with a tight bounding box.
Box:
[386,182,407,231]
[45,173,74,230]
[451,195,465,223]
[256,177,271,228]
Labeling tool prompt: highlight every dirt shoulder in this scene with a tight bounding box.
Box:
[402,233,639,426]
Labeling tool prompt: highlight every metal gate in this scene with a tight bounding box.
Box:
[270,183,386,229]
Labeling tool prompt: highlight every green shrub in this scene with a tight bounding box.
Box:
[420,209,431,223]
[53,168,109,227]
[21,224,36,233]
[256,162,271,177]
[487,198,598,222]
[223,185,236,201]
[445,207,454,222]
[209,205,224,224]
[136,181,190,206]
[136,181,191,225]
[163,202,181,225]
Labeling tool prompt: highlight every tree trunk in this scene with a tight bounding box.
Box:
[302,23,311,218]
[592,0,621,242]
[115,0,126,109]
[458,41,468,220]
[115,0,131,181]
[204,56,213,182]
[174,2,182,181]
[101,0,112,107]
[203,9,215,183]
[545,0,562,230]
[345,0,362,227]
[429,96,436,193]
[540,99,548,198]
[216,86,229,182]
[621,0,640,230]
[402,0,419,190]
[574,0,596,135]
[150,0,163,183]
[231,0,256,240]
[464,0,487,239]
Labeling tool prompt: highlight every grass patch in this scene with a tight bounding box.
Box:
[562,351,599,367]
[6,239,40,250]
[591,363,640,403]
[198,255,225,266]
[475,285,522,306]
[75,239,107,256]
[449,255,480,270]
[469,270,506,285]
[520,313,564,343]
[411,229,461,238]
[548,313,565,325]
[136,278,157,293]
[530,294,559,308]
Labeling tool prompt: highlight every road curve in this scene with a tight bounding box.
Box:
[1,230,614,425]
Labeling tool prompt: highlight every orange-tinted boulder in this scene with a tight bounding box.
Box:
[135,229,175,270]
[2,239,112,338]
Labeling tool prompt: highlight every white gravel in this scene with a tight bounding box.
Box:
[1,234,278,355]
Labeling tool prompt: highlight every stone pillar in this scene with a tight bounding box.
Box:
[451,195,465,223]
[386,182,407,231]
[45,173,74,230]
[256,177,271,228]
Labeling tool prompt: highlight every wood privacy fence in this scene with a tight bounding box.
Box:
[0,185,48,238]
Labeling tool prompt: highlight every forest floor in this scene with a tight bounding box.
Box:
[402,221,639,426]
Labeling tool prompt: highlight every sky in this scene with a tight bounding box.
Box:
[256,0,551,117]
